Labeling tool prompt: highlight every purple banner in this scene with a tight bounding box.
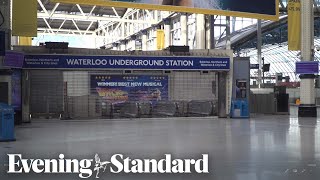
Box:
[296,61,319,74]
[4,51,25,68]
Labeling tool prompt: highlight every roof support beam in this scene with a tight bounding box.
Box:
[88,5,96,19]
[76,4,85,16]
[50,3,60,18]
[112,7,120,18]
[38,12,154,24]
[37,0,49,15]
[85,21,94,35]
[43,18,55,34]
[57,18,67,33]
[72,19,82,35]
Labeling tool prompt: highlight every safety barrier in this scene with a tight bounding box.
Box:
[120,102,139,118]
[138,101,152,118]
[152,101,178,117]
[188,100,217,117]
[65,97,218,119]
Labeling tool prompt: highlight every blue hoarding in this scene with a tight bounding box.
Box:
[296,61,319,74]
[91,75,168,105]
[24,55,230,71]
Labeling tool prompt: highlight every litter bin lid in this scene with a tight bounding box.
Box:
[0,103,14,111]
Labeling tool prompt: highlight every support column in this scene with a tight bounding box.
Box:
[196,14,205,49]
[112,43,118,50]
[0,0,11,66]
[121,22,125,38]
[206,15,215,49]
[257,20,262,89]
[164,18,171,48]
[180,13,188,46]
[226,16,231,50]
[153,27,158,51]
[120,40,126,51]
[141,30,147,51]
[130,35,136,51]
[299,0,317,117]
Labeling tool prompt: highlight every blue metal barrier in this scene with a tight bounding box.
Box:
[0,103,16,142]
[230,100,249,118]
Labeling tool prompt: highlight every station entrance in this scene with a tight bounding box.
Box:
[17,49,232,121]
[26,70,219,119]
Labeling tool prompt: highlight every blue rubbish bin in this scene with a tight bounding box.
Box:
[0,103,15,142]
[230,100,250,118]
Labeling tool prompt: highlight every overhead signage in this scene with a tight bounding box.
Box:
[296,61,319,74]
[23,55,230,70]
[250,64,259,69]
[4,51,25,68]
[288,0,301,51]
[52,0,279,21]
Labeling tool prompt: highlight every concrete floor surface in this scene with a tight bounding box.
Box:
[0,107,320,180]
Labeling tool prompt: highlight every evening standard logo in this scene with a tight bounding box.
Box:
[7,154,209,178]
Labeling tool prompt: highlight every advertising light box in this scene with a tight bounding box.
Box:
[91,75,169,105]
[52,0,279,21]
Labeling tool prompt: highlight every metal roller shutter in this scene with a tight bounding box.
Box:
[30,70,63,118]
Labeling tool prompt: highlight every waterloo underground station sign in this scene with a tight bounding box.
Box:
[52,0,279,21]
[23,55,230,71]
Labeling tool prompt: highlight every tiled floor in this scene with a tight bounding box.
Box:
[1,107,320,180]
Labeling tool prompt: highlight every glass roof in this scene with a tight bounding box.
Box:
[235,17,320,82]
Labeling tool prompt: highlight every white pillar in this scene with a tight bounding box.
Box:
[196,14,206,49]
[226,16,231,50]
[11,37,19,46]
[121,23,125,38]
[142,32,147,51]
[131,37,136,50]
[120,41,126,51]
[206,16,215,49]
[164,19,171,48]
[257,20,262,89]
[180,13,188,46]
[153,28,158,51]
[154,10,159,22]
[299,0,317,117]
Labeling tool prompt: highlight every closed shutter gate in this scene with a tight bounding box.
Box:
[30,70,63,118]
[171,71,218,116]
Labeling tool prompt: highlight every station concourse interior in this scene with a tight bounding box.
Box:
[1,0,320,180]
